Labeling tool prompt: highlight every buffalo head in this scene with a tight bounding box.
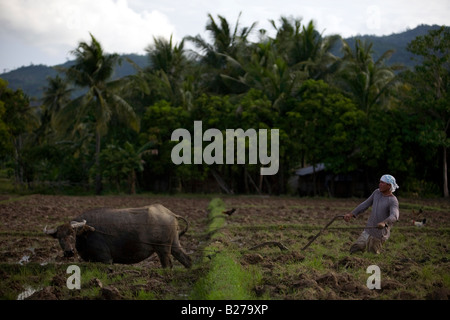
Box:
[44,220,95,257]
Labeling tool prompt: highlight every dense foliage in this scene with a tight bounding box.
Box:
[0,16,448,197]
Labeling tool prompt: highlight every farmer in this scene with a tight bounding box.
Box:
[343,174,400,254]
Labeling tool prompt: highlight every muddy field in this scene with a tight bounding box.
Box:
[0,194,210,300]
[222,196,449,300]
[0,194,448,300]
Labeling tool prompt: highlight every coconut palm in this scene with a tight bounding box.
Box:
[298,21,341,81]
[186,12,257,94]
[222,18,343,111]
[227,40,306,109]
[57,33,139,194]
[145,35,193,107]
[271,17,341,80]
[269,16,303,63]
[147,36,186,78]
[43,75,72,116]
[188,13,256,67]
[336,39,404,191]
[39,75,72,139]
[338,39,403,114]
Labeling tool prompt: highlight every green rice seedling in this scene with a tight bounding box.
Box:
[135,289,156,300]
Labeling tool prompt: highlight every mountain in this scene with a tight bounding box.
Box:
[0,54,148,100]
[340,24,442,67]
[0,25,443,100]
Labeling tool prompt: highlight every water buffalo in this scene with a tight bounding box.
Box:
[44,204,192,268]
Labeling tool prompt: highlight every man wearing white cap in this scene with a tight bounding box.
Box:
[343,174,400,254]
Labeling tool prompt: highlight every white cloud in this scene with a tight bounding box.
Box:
[0,0,449,71]
[0,0,176,58]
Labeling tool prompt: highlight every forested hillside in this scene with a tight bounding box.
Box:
[0,54,148,100]
[0,18,448,197]
[0,25,440,99]
[342,24,441,67]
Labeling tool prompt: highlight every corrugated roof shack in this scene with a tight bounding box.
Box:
[292,163,366,197]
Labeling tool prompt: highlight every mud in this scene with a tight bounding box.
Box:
[221,196,449,300]
[0,194,448,300]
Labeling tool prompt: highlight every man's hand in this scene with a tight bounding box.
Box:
[377,222,386,229]
[344,213,354,222]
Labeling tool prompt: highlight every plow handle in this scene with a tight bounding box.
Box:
[301,215,344,251]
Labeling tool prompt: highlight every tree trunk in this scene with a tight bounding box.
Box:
[444,145,449,198]
[95,130,103,195]
[13,135,23,186]
[278,160,284,195]
[259,173,263,193]
[244,166,249,193]
[246,170,261,195]
[129,170,136,195]
[312,163,317,196]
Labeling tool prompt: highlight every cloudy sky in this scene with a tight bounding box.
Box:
[0,0,449,73]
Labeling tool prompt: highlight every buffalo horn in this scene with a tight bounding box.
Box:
[43,225,56,234]
[70,219,87,228]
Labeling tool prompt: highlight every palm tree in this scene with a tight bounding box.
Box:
[222,17,343,111]
[298,21,341,81]
[188,12,256,67]
[43,75,72,116]
[269,16,303,63]
[40,75,72,139]
[145,35,191,107]
[338,39,403,114]
[232,41,305,109]
[147,36,186,77]
[186,12,257,94]
[270,17,341,80]
[58,33,139,194]
[337,39,404,192]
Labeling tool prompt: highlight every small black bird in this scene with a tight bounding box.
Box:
[222,208,236,216]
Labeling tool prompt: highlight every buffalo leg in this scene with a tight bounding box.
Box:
[171,237,192,268]
[155,246,173,268]
[172,246,192,268]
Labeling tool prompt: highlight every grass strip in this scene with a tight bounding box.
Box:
[190,198,261,300]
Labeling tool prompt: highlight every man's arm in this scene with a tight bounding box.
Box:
[376,197,400,229]
[344,190,376,222]
[382,197,400,225]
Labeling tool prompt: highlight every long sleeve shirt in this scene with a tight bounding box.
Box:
[351,189,400,240]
